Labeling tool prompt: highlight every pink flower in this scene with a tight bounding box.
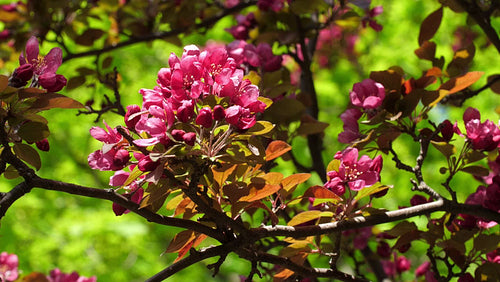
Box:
[196,107,213,128]
[88,148,130,171]
[225,105,256,130]
[112,188,144,216]
[0,252,18,282]
[396,255,411,273]
[459,107,500,151]
[89,121,122,145]
[36,138,50,151]
[377,241,391,258]
[324,148,382,194]
[124,105,141,129]
[109,170,130,186]
[350,79,385,110]
[458,273,474,282]
[16,36,67,91]
[338,108,362,144]
[257,0,285,12]
[487,248,500,264]
[362,6,383,32]
[182,132,197,146]
[213,105,226,120]
[137,156,159,172]
[47,268,96,282]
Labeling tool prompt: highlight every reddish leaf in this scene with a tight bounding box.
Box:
[212,163,237,188]
[239,184,281,202]
[303,185,341,201]
[75,28,105,46]
[446,44,476,77]
[66,76,86,91]
[487,75,500,94]
[30,93,84,111]
[461,165,490,177]
[0,75,8,92]
[265,140,292,161]
[418,7,443,45]
[165,230,195,253]
[386,221,418,237]
[415,41,437,61]
[17,121,49,143]
[281,173,311,192]
[13,143,41,170]
[288,210,333,226]
[440,71,484,94]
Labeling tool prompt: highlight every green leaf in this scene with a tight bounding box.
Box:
[13,143,41,170]
[140,180,171,213]
[17,122,49,143]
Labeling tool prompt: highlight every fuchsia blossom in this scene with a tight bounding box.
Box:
[324,147,382,195]
[12,36,67,91]
[362,6,383,32]
[338,108,362,144]
[0,252,18,282]
[47,268,96,282]
[455,107,500,151]
[349,78,385,110]
[226,40,283,72]
[226,13,258,40]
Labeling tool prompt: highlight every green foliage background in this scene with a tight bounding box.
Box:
[0,1,499,281]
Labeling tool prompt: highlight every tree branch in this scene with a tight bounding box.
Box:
[252,198,500,238]
[62,1,256,62]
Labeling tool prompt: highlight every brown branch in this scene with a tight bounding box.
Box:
[62,1,257,62]
[456,0,500,54]
[236,248,369,281]
[145,243,235,282]
[252,198,500,238]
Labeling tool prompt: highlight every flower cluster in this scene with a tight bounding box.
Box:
[324,147,383,196]
[10,36,67,92]
[88,44,277,214]
[338,79,386,144]
[227,40,283,72]
[0,252,18,282]
[455,107,500,151]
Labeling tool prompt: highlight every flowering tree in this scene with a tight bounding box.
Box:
[1,0,500,281]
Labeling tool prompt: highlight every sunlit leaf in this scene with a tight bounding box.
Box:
[354,183,392,201]
[281,173,311,192]
[415,41,437,61]
[288,210,333,226]
[303,185,341,201]
[265,140,291,161]
[239,183,281,202]
[244,121,275,136]
[165,230,196,253]
[0,75,8,92]
[440,71,484,95]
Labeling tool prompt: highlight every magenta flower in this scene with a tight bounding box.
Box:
[0,252,18,282]
[324,147,382,195]
[459,107,500,151]
[112,188,144,216]
[487,248,500,264]
[338,108,362,144]
[225,105,256,130]
[47,268,96,282]
[396,255,411,273]
[362,6,383,32]
[196,107,213,128]
[16,36,67,91]
[350,78,385,110]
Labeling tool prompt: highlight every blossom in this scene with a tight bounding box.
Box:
[15,36,67,91]
[0,252,18,282]
[338,108,362,144]
[349,79,385,110]
[112,188,144,216]
[362,6,383,32]
[487,248,500,264]
[324,148,382,195]
[47,268,96,282]
[196,107,213,128]
[458,107,500,151]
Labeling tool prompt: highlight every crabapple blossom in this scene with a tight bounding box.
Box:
[324,147,382,195]
[456,107,500,151]
[12,36,67,91]
[349,78,386,110]
[0,252,18,282]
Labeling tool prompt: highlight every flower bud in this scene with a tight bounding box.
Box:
[376,241,391,258]
[39,73,67,92]
[212,105,225,121]
[410,195,428,206]
[14,64,34,82]
[171,129,186,141]
[35,138,50,152]
[124,105,141,130]
[112,149,130,170]
[183,132,196,146]
[195,107,213,128]
[137,155,159,172]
